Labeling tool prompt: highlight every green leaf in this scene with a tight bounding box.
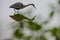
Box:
[56,36,60,40]
[58,0,60,4]
[14,29,23,38]
[19,22,23,28]
[9,14,36,22]
[9,14,26,21]
[50,28,57,36]
[49,11,54,18]
[24,36,32,40]
[56,28,60,40]
[39,36,46,40]
[28,21,42,31]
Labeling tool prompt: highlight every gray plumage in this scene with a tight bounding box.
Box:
[9,2,36,10]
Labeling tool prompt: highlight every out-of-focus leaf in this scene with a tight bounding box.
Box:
[24,36,32,40]
[56,36,60,40]
[19,22,23,28]
[14,29,23,38]
[39,36,46,40]
[56,28,60,40]
[28,21,42,31]
[50,28,57,36]
[58,0,60,4]
[48,27,60,40]
[49,11,54,18]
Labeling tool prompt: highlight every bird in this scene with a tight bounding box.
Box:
[9,2,36,10]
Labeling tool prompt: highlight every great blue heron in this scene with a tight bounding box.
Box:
[9,2,36,14]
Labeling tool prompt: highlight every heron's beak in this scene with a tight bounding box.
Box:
[33,6,36,9]
[30,4,36,9]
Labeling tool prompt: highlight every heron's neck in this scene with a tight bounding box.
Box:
[24,4,33,7]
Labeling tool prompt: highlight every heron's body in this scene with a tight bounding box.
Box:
[9,2,36,10]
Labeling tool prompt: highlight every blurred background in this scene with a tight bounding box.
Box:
[0,0,60,40]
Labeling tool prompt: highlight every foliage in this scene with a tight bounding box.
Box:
[28,21,42,31]
[6,1,60,40]
[14,29,23,38]
[49,11,54,18]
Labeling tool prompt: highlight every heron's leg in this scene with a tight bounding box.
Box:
[14,9,16,15]
[17,10,19,14]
